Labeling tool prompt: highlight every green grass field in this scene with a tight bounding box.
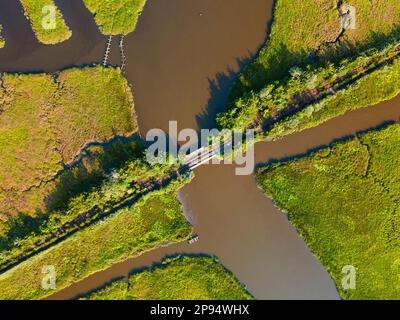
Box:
[83,256,253,300]
[19,0,72,44]
[0,181,192,300]
[218,38,400,134]
[83,0,147,35]
[257,123,400,299]
[0,140,186,274]
[218,0,400,139]
[231,0,400,100]
[0,142,158,259]
[268,51,400,139]
[0,66,137,219]
[55,67,137,163]
[0,73,61,218]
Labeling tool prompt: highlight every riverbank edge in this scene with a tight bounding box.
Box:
[254,121,400,300]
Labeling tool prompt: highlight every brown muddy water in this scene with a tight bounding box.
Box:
[0,0,105,72]
[1,0,400,300]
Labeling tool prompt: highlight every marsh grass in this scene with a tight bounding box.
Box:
[82,256,253,300]
[0,182,192,300]
[230,0,400,100]
[82,0,147,35]
[257,123,400,299]
[19,0,72,44]
[0,66,137,218]
[218,38,400,137]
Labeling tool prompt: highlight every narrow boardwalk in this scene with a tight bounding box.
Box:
[102,35,127,72]
[184,136,233,170]
[102,35,113,66]
[119,35,127,72]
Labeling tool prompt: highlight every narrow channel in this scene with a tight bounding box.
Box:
[2,0,400,300]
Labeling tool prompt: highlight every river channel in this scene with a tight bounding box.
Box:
[2,0,400,300]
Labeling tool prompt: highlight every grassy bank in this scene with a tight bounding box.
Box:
[231,0,400,100]
[83,256,253,300]
[83,0,147,35]
[0,73,61,217]
[257,123,400,299]
[54,67,137,163]
[19,0,72,44]
[218,0,400,140]
[267,50,400,139]
[0,139,185,273]
[0,66,137,219]
[0,179,192,300]
[217,38,400,137]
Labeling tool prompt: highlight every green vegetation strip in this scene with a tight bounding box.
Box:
[0,66,137,217]
[220,0,400,140]
[0,180,192,300]
[54,66,138,163]
[267,53,400,139]
[83,0,147,35]
[19,0,72,44]
[231,0,400,100]
[218,38,400,137]
[257,123,400,299]
[83,256,253,300]
[0,141,185,274]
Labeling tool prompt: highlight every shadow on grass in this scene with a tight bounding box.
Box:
[0,136,145,253]
[230,25,400,107]
[45,134,144,213]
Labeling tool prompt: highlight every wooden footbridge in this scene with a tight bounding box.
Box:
[103,35,127,72]
[101,36,246,171]
[183,135,233,170]
[103,35,113,66]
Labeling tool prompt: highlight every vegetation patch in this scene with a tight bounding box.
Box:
[0,66,137,219]
[267,51,400,139]
[217,38,400,137]
[82,0,147,35]
[19,0,72,44]
[231,0,400,100]
[0,73,61,218]
[218,0,400,138]
[0,141,186,274]
[256,123,400,299]
[0,179,192,300]
[83,256,253,300]
[54,67,137,163]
